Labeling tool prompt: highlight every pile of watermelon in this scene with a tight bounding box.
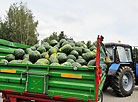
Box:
[0,39,105,67]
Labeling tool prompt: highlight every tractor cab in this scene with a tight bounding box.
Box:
[105,43,133,64]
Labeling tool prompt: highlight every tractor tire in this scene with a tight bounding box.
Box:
[111,66,135,97]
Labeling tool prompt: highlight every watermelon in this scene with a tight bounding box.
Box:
[23,57,29,61]
[61,41,69,47]
[58,53,67,63]
[93,49,97,53]
[70,50,79,58]
[49,47,57,55]
[82,44,88,49]
[89,45,96,51]
[50,63,60,66]
[82,65,87,67]
[75,41,83,47]
[37,46,46,53]
[30,46,36,51]
[70,43,75,47]
[72,62,81,67]
[61,62,72,66]
[29,51,40,63]
[5,54,15,61]
[23,54,29,60]
[54,43,60,49]
[67,55,76,61]
[82,51,96,61]
[73,47,83,55]
[42,52,49,59]
[51,53,58,58]
[60,44,72,54]
[14,49,25,59]
[78,56,83,59]
[49,56,59,63]
[88,59,96,66]
[42,42,49,45]
[53,46,59,52]
[67,59,75,63]
[26,48,32,54]
[92,41,97,47]
[9,60,22,64]
[59,39,66,44]
[0,59,8,63]
[36,58,49,65]
[35,61,45,65]
[22,60,32,64]
[59,39,66,47]
[34,44,40,49]
[76,58,87,65]
[83,48,91,53]
[75,42,87,48]
[50,40,58,46]
[68,40,75,43]
[42,43,51,50]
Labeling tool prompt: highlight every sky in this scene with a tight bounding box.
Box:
[0,0,138,45]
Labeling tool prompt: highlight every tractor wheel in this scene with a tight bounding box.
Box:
[111,66,135,97]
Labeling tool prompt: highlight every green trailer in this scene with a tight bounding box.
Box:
[0,36,106,102]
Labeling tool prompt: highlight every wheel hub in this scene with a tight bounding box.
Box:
[122,73,133,91]
[123,75,129,86]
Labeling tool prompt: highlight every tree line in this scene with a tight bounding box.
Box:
[0,2,38,46]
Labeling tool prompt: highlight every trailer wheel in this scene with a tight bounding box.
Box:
[111,66,135,97]
[102,77,110,91]
[98,91,103,102]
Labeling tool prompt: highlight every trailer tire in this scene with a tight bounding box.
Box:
[111,66,135,97]
[102,76,110,91]
[98,91,103,102]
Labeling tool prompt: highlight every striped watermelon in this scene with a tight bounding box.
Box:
[14,49,25,59]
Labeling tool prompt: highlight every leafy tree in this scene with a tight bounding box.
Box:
[0,2,38,45]
[0,20,11,41]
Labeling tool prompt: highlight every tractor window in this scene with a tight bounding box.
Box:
[115,49,119,61]
[117,46,128,62]
[106,47,114,62]
[125,48,132,62]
